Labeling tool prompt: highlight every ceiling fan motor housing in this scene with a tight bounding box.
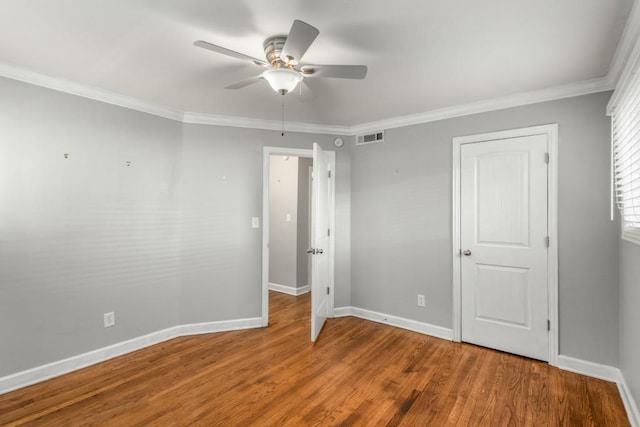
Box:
[263,36,288,66]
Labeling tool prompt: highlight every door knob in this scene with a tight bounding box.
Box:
[307,248,315,254]
[317,249,324,254]
[462,249,472,256]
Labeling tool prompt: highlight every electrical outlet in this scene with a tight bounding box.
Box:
[417,294,425,307]
[104,312,115,328]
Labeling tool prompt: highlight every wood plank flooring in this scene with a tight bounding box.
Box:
[0,291,630,426]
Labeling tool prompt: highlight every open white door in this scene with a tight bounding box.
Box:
[310,143,330,342]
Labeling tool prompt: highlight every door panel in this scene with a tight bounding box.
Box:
[476,151,530,246]
[474,264,530,327]
[461,134,548,361]
[311,143,329,342]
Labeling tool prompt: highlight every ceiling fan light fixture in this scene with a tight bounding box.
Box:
[263,68,303,95]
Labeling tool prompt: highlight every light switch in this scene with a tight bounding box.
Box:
[285,213,291,222]
[251,217,260,228]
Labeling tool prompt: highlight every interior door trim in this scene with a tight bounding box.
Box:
[261,146,336,328]
[451,124,559,366]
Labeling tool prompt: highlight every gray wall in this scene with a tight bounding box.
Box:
[0,76,352,377]
[350,91,620,366]
[1,74,621,382]
[297,157,312,288]
[620,240,640,410]
[269,155,299,289]
[179,125,352,325]
[179,124,264,323]
[0,77,183,377]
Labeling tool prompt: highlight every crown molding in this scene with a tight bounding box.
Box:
[182,111,350,135]
[0,61,183,122]
[350,77,614,136]
[0,60,615,137]
[607,0,640,88]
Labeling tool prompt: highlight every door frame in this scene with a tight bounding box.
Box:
[451,124,559,366]
[261,146,336,327]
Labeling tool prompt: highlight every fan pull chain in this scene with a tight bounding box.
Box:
[281,96,285,136]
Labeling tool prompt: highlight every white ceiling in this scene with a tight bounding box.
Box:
[0,0,635,128]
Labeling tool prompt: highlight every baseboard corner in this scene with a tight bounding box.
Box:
[333,306,353,317]
[179,317,263,336]
[0,316,263,396]
[618,370,640,427]
[0,326,180,395]
[269,282,310,296]
[556,354,619,383]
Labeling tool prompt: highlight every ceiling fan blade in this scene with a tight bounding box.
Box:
[280,20,319,65]
[194,40,269,68]
[300,64,368,79]
[225,76,263,90]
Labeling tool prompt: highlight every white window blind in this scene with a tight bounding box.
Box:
[612,63,640,243]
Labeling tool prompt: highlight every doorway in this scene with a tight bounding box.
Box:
[452,124,559,365]
[261,146,336,341]
[267,155,313,296]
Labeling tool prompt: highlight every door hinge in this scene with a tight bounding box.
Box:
[328,170,331,178]
[544,152,550,164]
[326,287,330,295]
[327,228,331,237]
[547,319,551,331]
[545,236,550,248]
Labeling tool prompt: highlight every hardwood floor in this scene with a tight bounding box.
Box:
[0,291,630,426]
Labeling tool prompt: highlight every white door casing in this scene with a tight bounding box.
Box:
[307,164,313,289]
[452,124,559,365]
[261,146,336,337]
[311,143,330,342]
[461,135,548,360]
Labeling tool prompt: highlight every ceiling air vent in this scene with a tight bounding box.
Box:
[356,130,384,146]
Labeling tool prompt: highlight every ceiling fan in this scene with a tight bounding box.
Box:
[194,20,368,95]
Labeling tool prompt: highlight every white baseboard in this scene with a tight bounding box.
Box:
[333,306,453,341]
[3,314,638,427]
[618,371,640,427]
[0,317,262,395]
[335,308,640,426]
[556,355,620,382]
[179,317,262,336]
[269,282,310,296]
[333,307,352,318]
[556,355,639,427]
